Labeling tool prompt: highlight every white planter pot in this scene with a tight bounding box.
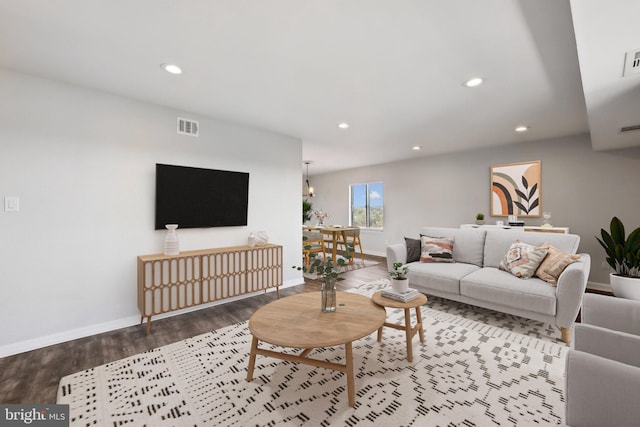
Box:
[610,273,640,300]
[391,278,409,293]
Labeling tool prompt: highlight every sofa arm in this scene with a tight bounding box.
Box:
[386,243,407,271]
[574,323,640,368]
[565,350,640,427]
[554,254,590,329]
[582,293,640,336]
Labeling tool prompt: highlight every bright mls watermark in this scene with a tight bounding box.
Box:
[0,405,69,426]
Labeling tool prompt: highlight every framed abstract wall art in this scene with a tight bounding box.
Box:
[490,160,541,217]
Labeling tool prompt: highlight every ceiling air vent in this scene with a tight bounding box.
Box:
[177,117,199,136]
[620,124,640,133]
[623,49,640,77]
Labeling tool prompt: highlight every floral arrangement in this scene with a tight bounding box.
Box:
[312,209,330,225]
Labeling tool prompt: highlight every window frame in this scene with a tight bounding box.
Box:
[349,182,384,230]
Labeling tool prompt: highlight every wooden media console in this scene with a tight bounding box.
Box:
[137,244,282,334]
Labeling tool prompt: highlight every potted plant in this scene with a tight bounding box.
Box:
[596,216,640,299]
[303,199,313,224]
[475,212,485,225]
[389,262,409,293]
[293,242,354,312]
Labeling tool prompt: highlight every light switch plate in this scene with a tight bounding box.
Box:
[4,196,19,212]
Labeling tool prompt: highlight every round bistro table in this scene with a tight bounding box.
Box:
[371,291,428,362]
[246,291,385,407]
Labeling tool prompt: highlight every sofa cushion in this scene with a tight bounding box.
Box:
[421,227,486,267]
[420,236,454,263]
[460,267,557,316]
[404,237,421,263]
[499,240,549,279]
[483,229,580,268]
[407,262,480,295]
[535,244,581,285]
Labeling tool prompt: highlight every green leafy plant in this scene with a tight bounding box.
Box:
[596,217,640,278]
[293,239,354,282]
[389,262,409,280]
[476,212,485,220]
[303,199,313,223]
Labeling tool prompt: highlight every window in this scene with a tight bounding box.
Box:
[350,182,384,229]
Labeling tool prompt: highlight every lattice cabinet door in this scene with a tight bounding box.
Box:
[138,255,201,319]
[201,249,247,303]
[246,245,283,293]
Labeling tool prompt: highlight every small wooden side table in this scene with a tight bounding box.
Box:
[371,291,428,362]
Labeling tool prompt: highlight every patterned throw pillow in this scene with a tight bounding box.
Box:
[420,236,455,263]
[535,243,581,286]
[405,237,421,263]
[499,240,549,279]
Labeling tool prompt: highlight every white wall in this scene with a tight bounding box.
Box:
[0,68,303,356]
[308,134,640,287]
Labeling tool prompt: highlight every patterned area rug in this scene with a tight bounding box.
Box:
[57,279,568,426]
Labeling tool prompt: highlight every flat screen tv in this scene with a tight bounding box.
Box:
[155,163,249,230]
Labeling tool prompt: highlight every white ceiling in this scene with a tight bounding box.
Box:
[0,1,636,174]
[570,0,640,152]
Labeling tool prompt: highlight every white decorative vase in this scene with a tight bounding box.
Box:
[610,273,640,300]
[391,278,409,293]
[255,231,269,246]
[248,232,256,248]
[164,224,179,256]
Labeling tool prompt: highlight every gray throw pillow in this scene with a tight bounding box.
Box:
[405,237,421,263]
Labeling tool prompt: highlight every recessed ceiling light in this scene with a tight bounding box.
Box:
[515,125,529,132]
[338,122,350,129]
[463,77,484,88]
[412,146,422,151]
[161,63,182,75]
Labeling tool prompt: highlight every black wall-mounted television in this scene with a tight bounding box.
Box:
[155,163,249,230]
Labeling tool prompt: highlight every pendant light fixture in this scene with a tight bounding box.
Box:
[304,161,315,197]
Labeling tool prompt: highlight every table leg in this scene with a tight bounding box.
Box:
[377,326,383,342]
[299,348,314,358]
[332,232,338,261]
[345,341,355,407]
[246,336,259,381]
[415,306,425,343]
[404,308,413,362]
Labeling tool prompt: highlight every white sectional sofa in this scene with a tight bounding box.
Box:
[386,227,591,343]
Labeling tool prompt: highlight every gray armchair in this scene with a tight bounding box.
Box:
[565,293,640,427]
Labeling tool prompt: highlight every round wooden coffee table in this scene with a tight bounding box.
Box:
[246,291,385,407]
[371,291,428,362]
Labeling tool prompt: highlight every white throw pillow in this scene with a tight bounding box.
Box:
[420,236,455,263]
[499,240,549,279]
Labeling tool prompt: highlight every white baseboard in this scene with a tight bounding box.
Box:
[0,278,304,359]
[586,280,612,293]
[364,249,386,257]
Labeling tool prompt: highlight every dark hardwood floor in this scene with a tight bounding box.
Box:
[0,255,388,404]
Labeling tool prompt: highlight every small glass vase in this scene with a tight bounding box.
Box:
[321,277,337,312]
